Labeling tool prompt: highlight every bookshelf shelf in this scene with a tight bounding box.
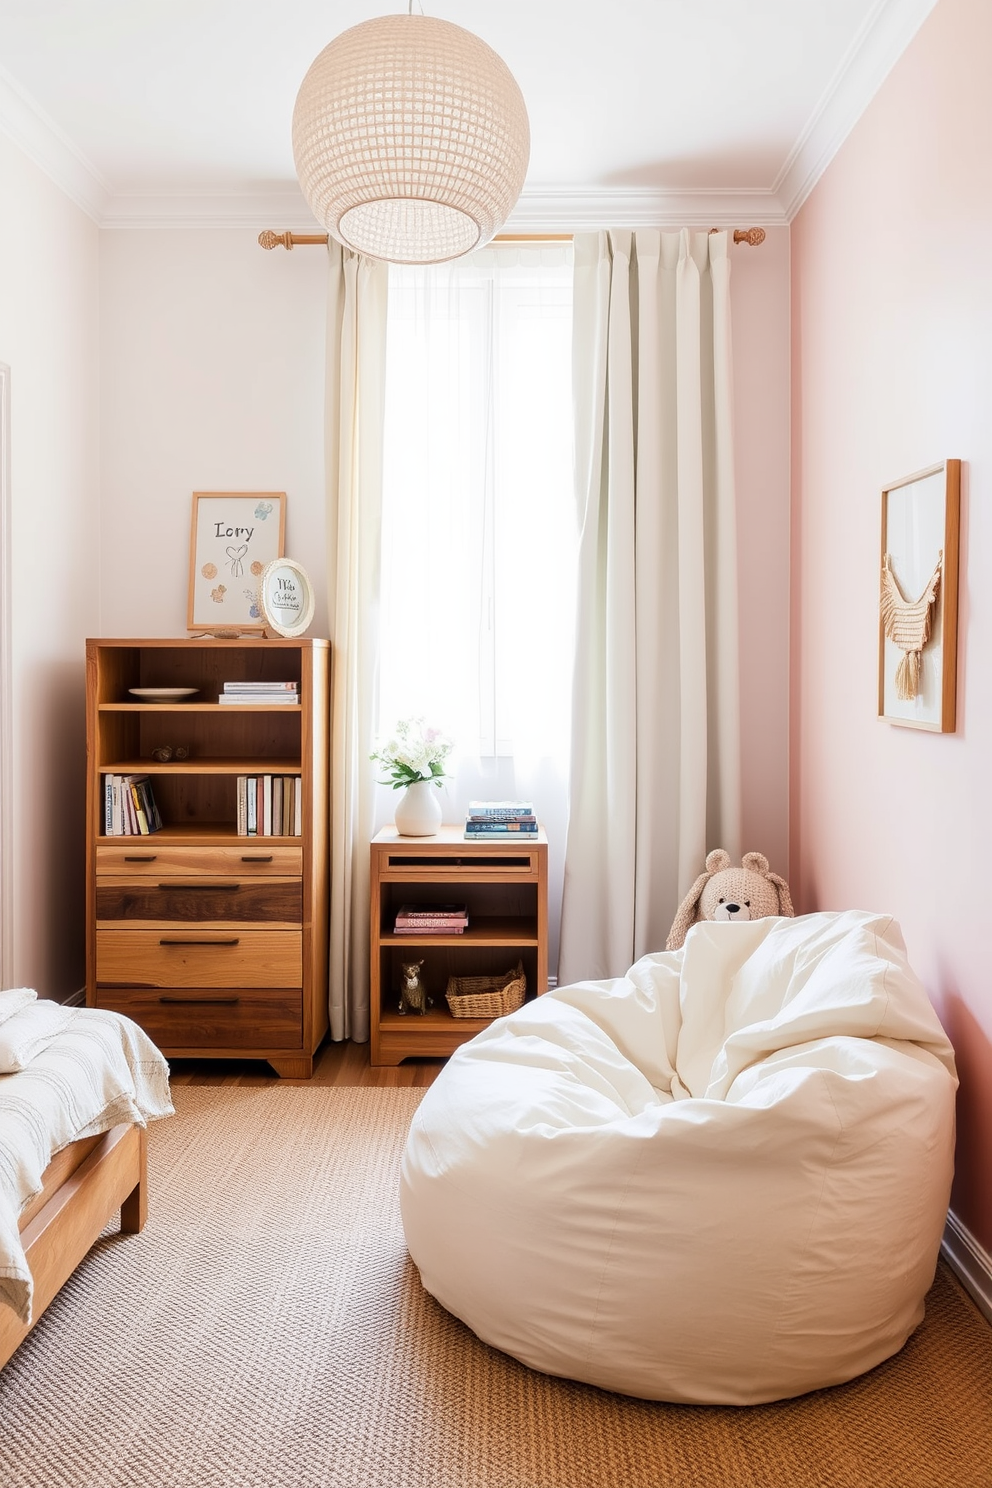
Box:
[369,825,548,1067]
[86,637,330,1078]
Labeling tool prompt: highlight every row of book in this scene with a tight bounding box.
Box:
[463,800,538,840]
[237,775,303,836]
[393,903,468,936]
[219,681,300,706]
[103,774,163,836]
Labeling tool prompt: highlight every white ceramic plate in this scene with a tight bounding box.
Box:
[128,687,200,703]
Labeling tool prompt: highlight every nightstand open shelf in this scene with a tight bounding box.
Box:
[369,825,548,1066]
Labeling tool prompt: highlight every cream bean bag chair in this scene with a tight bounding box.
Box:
[400,911,957,1404]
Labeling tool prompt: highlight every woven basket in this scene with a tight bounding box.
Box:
[445,961,526,1019]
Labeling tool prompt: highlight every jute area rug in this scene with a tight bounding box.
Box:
[0,1087,989,1488]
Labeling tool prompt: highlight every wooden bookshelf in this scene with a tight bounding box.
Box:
[85,637,330,1078]
[369,825,548,1066]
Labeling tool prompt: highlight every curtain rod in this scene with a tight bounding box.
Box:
[257,228,767,251]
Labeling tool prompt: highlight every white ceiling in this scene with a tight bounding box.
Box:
[0,0,938,228]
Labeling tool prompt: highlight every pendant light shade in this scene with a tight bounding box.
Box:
[292,14,530,265]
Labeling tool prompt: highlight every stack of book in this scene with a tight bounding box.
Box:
[219,681,299,705]
[393,903,469,935]
[103,774,163,835]
[464,801,538,839]
[236,775,303,836]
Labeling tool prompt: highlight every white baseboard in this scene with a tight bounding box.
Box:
[942,1208,992,1325]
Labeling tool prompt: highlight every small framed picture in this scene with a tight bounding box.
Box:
[258,558,316,637]
[878,460,960,732]
[187,492,286,633]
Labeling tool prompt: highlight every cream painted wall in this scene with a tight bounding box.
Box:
[0,133,100,999]
[792,0,992,1250]
[99,230,328,635]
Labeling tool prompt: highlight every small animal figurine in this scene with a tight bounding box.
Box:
[398,959,431,1015]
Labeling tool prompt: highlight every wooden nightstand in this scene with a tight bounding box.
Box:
[369,825,548,1066]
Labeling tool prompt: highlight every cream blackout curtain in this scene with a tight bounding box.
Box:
[558,230,741,985]
[325,241,389,1041]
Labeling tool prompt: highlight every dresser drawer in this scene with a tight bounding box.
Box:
[95,845,303,877]
[96,879,302,926]
[94,987,303,1050]
[96,929,302,989]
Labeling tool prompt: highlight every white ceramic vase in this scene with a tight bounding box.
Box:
[394,779,443,837]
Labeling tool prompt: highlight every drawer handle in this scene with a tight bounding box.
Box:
[159,995,240,1005]
[158,882,241,891]
[124,855,158,862]
[158,937,241,947]
[241,854,274,863]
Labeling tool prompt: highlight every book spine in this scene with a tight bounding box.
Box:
[147,780,163,832]
[138,779,162,834]
[130,781,150,835]
[464,829,538,839]
[466,815,537,826]
[237,776,247,836]
[468,802,533,818]
[223,682,298,691]
[256,776,264,836]
[294,777,302,836]
[104,774,115,835]
[218,694,300,704]
[246,776,257,836]
[272,776,283,837]
[464,821,539,833]
[262,775,272,836]
[392,910,472,922]
[393,926,465,934]
[122,778,138,835]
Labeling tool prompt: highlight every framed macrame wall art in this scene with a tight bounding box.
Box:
[878,460,960,732]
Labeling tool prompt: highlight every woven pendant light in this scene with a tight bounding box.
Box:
[292,13,530,265]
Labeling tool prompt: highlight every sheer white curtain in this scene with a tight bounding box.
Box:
[325,241,389,1041]
[376,244,576,972]
[559,229,741,985]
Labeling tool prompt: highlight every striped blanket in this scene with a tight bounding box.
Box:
[0,998,173,1323]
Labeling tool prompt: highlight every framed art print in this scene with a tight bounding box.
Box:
[187,492,286,633]
[258,558,315,638]
[878,460,960,732]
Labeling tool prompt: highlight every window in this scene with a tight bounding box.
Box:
[378,244,576,802]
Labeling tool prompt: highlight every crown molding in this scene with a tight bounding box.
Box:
[0,62,109,221]
[505,187,786,232]
[100,187,322,231]
[97,184,787,233]
[775,0,939,220]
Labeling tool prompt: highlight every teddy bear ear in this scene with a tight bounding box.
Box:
[741,852,769,875]
[705,849,731,874]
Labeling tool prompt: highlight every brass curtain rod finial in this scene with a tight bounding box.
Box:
[258,230,330,251]
[734,227,766,246]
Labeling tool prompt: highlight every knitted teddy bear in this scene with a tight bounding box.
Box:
[665,849,794,951]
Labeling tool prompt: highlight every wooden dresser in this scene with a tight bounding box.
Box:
[85,637,329,1078]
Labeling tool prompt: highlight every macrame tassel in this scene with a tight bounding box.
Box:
[895,649,922,700]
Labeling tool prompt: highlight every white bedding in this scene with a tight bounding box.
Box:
[0,1004,173,1324]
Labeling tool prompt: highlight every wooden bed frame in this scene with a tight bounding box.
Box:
[0,1122,147,1368]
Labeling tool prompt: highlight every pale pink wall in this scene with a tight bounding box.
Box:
[732,226,790,878]
[792,0,992,1250]
[0,134,101,1000]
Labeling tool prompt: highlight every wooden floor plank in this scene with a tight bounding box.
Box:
[168,1039,445,1089]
